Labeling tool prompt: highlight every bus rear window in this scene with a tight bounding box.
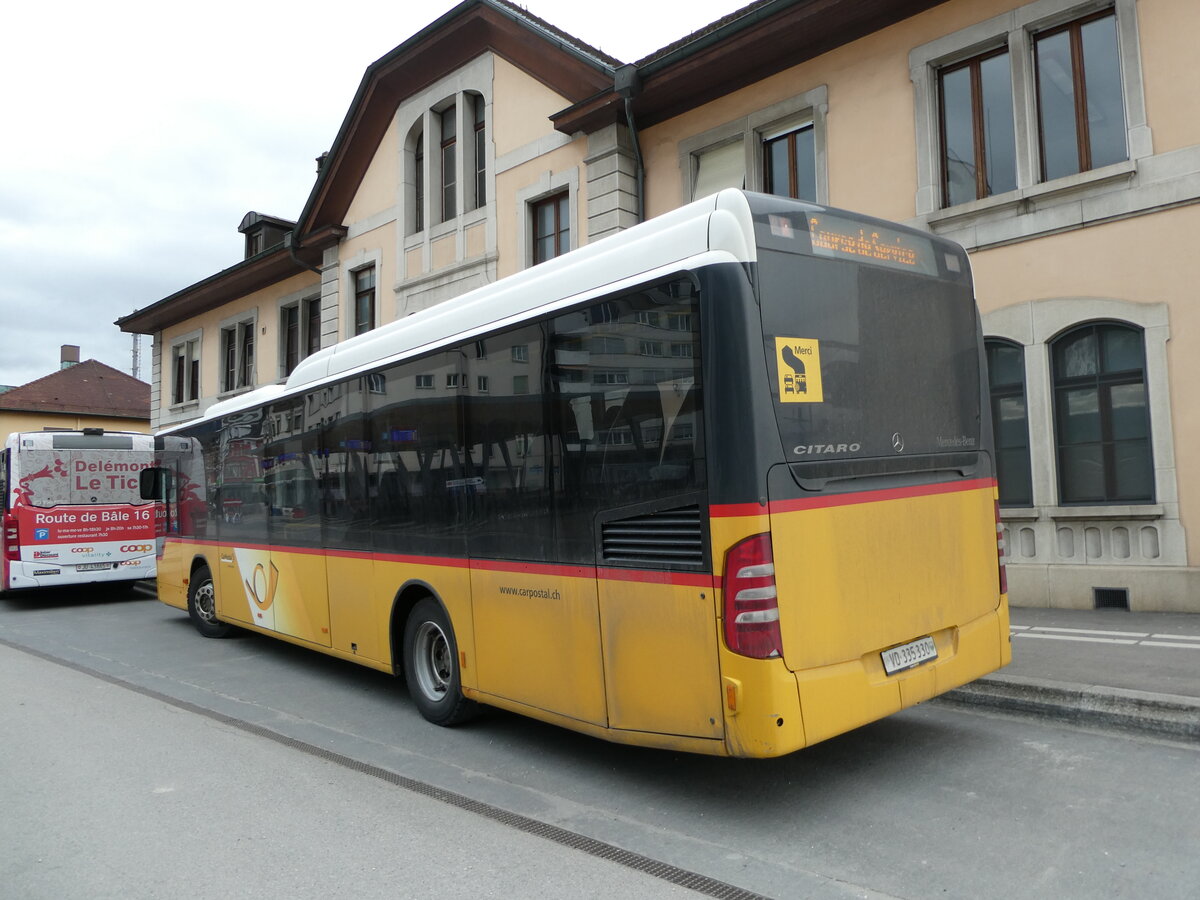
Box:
[760,250,980,463]
[17,449,152,508]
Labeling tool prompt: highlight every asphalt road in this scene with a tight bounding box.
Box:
[2,584,1198,899]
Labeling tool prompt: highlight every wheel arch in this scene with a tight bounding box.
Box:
[388,578,446,676]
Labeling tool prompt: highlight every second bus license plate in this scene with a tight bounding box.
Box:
[76,562,114,572]
[881,635,937,675]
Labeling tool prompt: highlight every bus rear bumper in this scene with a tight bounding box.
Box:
[792,604,1009,747]
[5,557,157,590]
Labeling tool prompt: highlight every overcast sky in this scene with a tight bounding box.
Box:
[0,0,744,389]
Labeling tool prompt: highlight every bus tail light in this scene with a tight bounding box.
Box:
[723,533,783,659]
[994,500,1008,596]
[3,513,19,561]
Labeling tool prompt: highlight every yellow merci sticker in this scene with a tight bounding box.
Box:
[774,337,823,403]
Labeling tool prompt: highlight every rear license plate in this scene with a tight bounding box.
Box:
[881,635,938,675]
[76,563,114,572]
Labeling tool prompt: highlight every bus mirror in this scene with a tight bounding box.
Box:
[139,467,165,501]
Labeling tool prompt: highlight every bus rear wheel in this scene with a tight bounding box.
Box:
[403,597,477,726]
[188,564,233,639]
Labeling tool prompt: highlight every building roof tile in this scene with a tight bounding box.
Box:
[0,360,150,419]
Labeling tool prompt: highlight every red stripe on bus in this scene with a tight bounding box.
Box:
[768,477,996,514]
[160,537,707,583]
[709,502,768,518]
[469,558,596,580]
[598,568,714,588]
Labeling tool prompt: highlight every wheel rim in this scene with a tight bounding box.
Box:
[194,581,217,623]
[412,620,452,703]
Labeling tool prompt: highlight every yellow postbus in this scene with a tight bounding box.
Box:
[143,190,1009,758]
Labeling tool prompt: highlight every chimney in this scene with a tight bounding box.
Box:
[60,345,80,369]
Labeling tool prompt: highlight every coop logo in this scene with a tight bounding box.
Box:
[33,550,60,560]
[34,528,51,541]
[121,544,154,553]
[72,547,96,554]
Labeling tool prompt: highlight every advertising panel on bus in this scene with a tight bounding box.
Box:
[2,432,157,591]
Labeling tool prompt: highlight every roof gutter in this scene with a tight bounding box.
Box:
[285,230,322,275]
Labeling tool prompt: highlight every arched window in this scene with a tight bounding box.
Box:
[468,91,486,210]
[1051,322,1153,504]
[985,339,1032,506]
[407,120,425,234]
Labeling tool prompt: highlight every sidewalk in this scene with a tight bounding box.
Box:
[938,606,1200,742]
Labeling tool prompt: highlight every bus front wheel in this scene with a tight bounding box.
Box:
[403,597,477,726]
[188,565,233,639]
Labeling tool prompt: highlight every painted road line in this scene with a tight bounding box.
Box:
[1140,640,1200,650]
[1013,633,1140,645]
[1150,633,1200,642]
[1026,626,1149,638]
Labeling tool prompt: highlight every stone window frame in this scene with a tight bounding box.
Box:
[277,290,322,381]
[677,84,829,206]
[341,249,383,340]
[984,300,1171,518]
[403,67,493,240]
[217,309,258,396]
[168,329,203,409]
[909,0,1151,246]
[516,167,579,270]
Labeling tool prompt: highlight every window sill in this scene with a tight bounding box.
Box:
[999,507,1039,522]
[918,159,1138,249]
[1047,504,1162,521]
[927,160,1136,226]
[406,207,489,248]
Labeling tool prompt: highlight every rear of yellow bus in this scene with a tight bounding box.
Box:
[706,195,1009,757]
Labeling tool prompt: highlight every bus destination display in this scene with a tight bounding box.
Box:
[805,212,939,275]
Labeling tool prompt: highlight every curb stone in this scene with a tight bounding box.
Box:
[935,673,1200,743]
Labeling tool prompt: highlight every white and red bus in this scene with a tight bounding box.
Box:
[1,429,156,591]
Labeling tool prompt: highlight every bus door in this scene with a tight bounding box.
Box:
[203,414,271,631]
[156,436,207,600]
[589,378,722,740]
[464,326,608,726]
[550,290,722,739]
[321,381,377,661]
[259,396,330,648]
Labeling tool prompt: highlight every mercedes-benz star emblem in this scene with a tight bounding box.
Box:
[891,432,905,453]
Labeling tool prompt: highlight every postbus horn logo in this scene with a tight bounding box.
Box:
[245,561,280,611]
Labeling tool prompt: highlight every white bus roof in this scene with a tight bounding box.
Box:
[174,189,760,432]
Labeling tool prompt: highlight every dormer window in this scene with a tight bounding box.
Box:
[238,212,295,260]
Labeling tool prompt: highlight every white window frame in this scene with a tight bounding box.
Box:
[678,85,829,205]
[909,0,1152,245]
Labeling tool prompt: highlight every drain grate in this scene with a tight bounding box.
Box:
[1,636,770,900]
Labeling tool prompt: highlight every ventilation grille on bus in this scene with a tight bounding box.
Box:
[600,504,705,568]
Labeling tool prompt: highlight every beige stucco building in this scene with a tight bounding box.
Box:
[119,0,1200,612]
